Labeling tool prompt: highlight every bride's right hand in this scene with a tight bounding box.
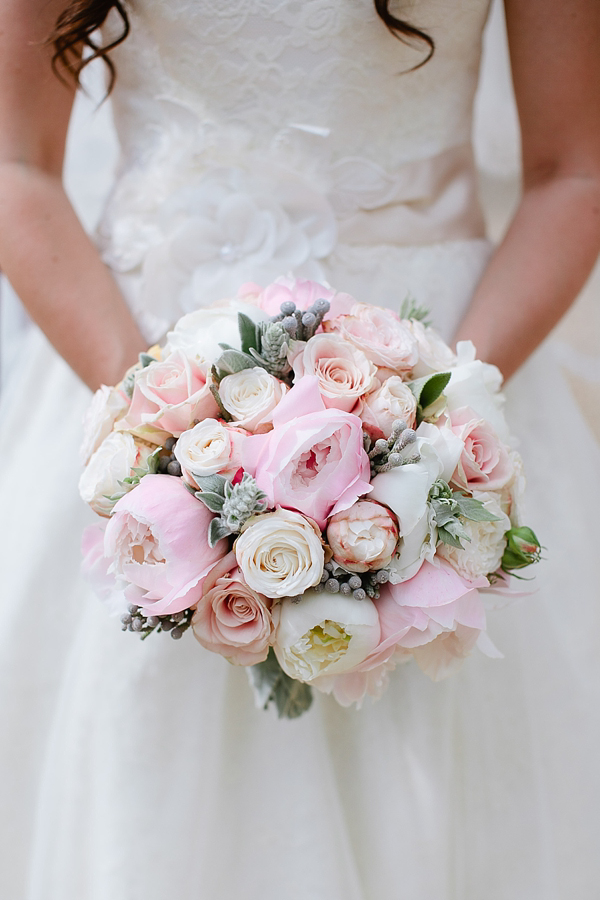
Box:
[0,0,147,391]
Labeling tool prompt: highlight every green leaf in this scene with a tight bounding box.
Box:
[455,496,503,522]
[215,349,257,375]
[209,385,233,422]
[208,518,231,548]
[248,649,313,719]
[139,352,157,368]
[437,525,466,549]
[419,372,451,411]
[195,491,225,513]
[194,474,227,495]
[238,312,260,355]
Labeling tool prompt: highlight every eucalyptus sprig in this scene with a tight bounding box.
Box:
[193,472,268,547]
[429,479,502,549]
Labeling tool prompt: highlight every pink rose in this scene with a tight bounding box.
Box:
[192,564,273,666]
[324,303,419,372]
[242,376,372,530]
[123,350,218,437]
[291,333,377,413]
[238,276,356,320]
[359,376,417,438]
[449,406,513,492]
[104,474,227,615]
[327,500,399,572]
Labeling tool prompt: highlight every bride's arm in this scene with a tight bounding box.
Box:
[455,0,600,380]
[0,0,146,391]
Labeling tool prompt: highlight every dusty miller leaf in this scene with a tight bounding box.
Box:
[248,649,313,719]
[454,495,502,522]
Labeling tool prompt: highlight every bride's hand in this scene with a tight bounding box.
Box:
[455,0,600,381]
[0,0,147,391]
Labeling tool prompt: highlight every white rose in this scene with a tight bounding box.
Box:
[437,490,510,581]
[174,419,246,485]
[360,376,417,437]
[445,342,509,441]
[80,385,129,465]
[219,367,287,432]
[406,319,457,377]
[164,301,267,365]
[273,589,380,682]
[234,508,324,599]
[291,333,377,413]
[79,432,152,517]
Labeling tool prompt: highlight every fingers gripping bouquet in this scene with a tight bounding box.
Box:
[80,277,541,718]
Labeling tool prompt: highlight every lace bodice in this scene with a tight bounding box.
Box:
[99,0,492,339]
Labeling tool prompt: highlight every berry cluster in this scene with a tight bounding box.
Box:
[121,604,193,640]
[270,297,331,342]
[157,437,182,477]
[314,561,390,601]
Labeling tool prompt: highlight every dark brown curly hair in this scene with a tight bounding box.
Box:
[49,0,434,94]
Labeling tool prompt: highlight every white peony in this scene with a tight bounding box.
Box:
[370,439,443,538]
[406,319,457,378]
[174,419,246,484]
[234,508,324,599]
[273,589,380,683]
[437,490,510,581]
[164,301,267,365]
[78,432,152,517]
[80,385,129,465]
[219,367,287,432]
[388,504,438,584]
[445,342,509,442]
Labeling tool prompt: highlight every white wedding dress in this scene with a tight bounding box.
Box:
[1,1,600,897]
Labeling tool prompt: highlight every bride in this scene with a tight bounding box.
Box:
[1,0,599,897]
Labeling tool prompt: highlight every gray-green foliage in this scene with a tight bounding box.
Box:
[248,649,313,719]
[399,295,432,326]
[212,313,293,383]
[429,479,502,549]
[193,472,268,547]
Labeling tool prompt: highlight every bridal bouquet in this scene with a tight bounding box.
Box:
[80,277,541,717]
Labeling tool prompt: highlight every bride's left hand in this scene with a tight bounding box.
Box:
[455,0,600,380]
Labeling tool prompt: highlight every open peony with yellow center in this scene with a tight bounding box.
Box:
[273,589,380,683]
[234,508,324,599]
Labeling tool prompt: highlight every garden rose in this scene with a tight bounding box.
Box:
[123,349,218,437]
[438,491,510,581]
[164,301,267,363]
[324,303,418,372]
[242,376,372,530]
[219,367,287,431]
[291,334,377,413]
[80,384,129,465]
[405,319,457,377]
[449,407,513,492]
[234,508,325,599]
[78,432,153,517]
[273,589,380,682]
[192,566,273,665]
[104,474,227,615]
[359,376,417,437]
[174,419,246,485]
[327,500,399,572]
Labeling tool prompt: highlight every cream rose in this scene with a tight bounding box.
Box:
[359,376,417,438]
[78,432,153,517]
[174,419,246,485]
[327,500,399,572]
[406,319,457,378]
[234,508,324,599]
[80,385,129,465]
[291,334,377,413]
[219,367,287,432]
[437,490,510,581]
[273,589,380,682]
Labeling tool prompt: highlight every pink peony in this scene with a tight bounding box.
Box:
[238,276,356,320]
[449,406,513,492]
[291,333,377,413]
[241,376,372,530]
[123,349,218,437]
[324,303,419,372]
[326,500,399,572]
[192,563,273,666]
[104,474,227,615]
